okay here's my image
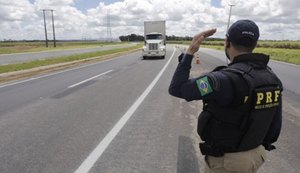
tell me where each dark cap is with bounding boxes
[226,20,260,47]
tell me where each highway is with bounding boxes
[0,46,299,173]
[0,43,135,65]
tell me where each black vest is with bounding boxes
[198,53,283,156]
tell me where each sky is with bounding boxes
[0,0,299,41]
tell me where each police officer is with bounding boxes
[169,20,283,173]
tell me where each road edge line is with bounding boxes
[74,47,177,173]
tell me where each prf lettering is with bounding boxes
[256,90,281,105]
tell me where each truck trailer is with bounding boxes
[142,20,166,59]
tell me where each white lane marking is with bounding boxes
[74,48,177,173]
[68,70,113,88]
[0,78,36,89]
[0,51,140,89]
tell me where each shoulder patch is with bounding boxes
[196,76,213,96]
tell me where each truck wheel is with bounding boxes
[143,56,146,60]
[161,56,165,59]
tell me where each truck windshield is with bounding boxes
[146,34,162,40]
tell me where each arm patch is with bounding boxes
[196,76,213,96]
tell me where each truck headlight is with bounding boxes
[143,46,146,51]
[160,46,166,51]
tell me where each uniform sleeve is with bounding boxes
[168,53,234,106]
[263,98,282,150]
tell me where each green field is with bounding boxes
[254,47,300,64]
[0,41,128,54]
[168,40,300,65]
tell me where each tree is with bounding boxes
[119,34,144,42]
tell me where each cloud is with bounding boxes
[0,0,39,39]
[0,0,299,40]
[0,0,37,22]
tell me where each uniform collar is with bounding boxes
[230,53,270,66]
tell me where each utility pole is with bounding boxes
[226,4,235,32]
[226,0,240,31]
[106,10,112,42]
[225,4,234,65]
[225,0,239,65]
[42,9,48,47]
[42,9,56,47]
[51,10,56,47]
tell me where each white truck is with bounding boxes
[142,20,166,59]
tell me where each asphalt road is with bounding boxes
[0,43,135,65]
[0,46,299,173]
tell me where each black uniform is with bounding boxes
[169,53,283,156]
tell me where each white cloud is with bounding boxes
[0,0,299,40]
[0,0,37,22]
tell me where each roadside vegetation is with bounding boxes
[0,41,127,54]
[1,39,299,76]
[0,44,142,74]
[168,40,300,65]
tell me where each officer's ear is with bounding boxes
[225,39,230,48]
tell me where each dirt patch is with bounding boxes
[0,49,140,84]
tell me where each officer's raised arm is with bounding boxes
[186,29,217,55]
[168,29,221,101]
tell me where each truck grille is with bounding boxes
[149,43,158,50]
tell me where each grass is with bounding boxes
[254,48,300,65]
[168,40,300,65]
[0,41,129,54]
[257,41,300,49]
[200,45,300,65]
[0,44,142,74]
[168,40,300,49]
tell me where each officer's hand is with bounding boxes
[186,29,217,55]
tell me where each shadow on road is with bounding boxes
[141,56,165,60]
[177,136,200,173]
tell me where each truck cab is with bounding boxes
[142,21,166,59]
[143,32,166,59]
